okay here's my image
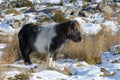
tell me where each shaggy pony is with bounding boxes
[18,20,82,68]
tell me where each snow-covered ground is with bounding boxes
[1,49,120,80]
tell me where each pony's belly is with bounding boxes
[35,41,49,54]
[34,35,49,54]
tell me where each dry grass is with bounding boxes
[6,9,21,15]
[0,66,6,80]
[103,12,112,20]
[0,34,13,43]
[111,31,120,45]
[60,28,120,64]
[61,34,104,64]
[8,73,30,80]
[0,33,20,64]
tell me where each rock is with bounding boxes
[99,0,113,11]
[64,7,73,15]
[91,0,102,3]
[82,3,101,14]
[111,58,120,63]
[10,0,34,8]
[102,6,113,14]
[98,1,105,11]
[100,68,116,77]
[36,15,52,26]
[25,7,37,13]
[12,20,21,29]
[113,45,120,55]
[64,66,72,75]
[100,68,111,76]
[102,5,114,20]
[21,17,29,25]
[116,12,120,24]
[74,6,82,17]
[78,11,88,17]
[40,8,58,14]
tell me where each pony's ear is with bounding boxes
[72,20,81,31]
[66,21,73,36]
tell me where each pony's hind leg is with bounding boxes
[20,46,32,65]
[20,46,38,68]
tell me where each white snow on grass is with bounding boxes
[1,46,120,80]
[31,70,68,80]
[74,17,102,35]
[4,71,21,79]
[44,0,60,4]
[0,44,6,59]
[0,44,6,49]
[86,13,104,22]
[28,0,41,3]
[83,23,102,35]
[28,54,120,80]
[103,21,120,35]
[4,14,25,24]
[0,21,15,34]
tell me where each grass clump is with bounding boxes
[1,33,20,64]
[60,28,117,64]
[21,0,34,7]
[0,16,4,18]
[8,73,30,80]
[84,0,91,2]
[14,0,34,8]
[53,10,69,23]
[69,0,77,3]
[6,9,21,15]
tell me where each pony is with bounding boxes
[18,20,82,68]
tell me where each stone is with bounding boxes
[102,6,113,14]
[113,45,120,55]
[116,12,120,24]
[24,7,37,13]
[74,6,82,17]
[64,7,73,15]
[12,20,21,29]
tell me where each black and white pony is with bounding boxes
[18,20,82,68]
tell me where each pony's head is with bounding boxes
[67,20,82,42]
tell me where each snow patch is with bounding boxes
[31,70,68,80]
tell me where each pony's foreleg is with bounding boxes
[47,53,57,68]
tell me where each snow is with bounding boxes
[31,70,68,80]
[0,22,15,34]
[93,0,102,3]
[83,23,102,35]
[29,0,41,3]
[103,21,120,35]
[86,13,104,22]
[4,71,21,79]
[1,50,120,80]
[74,17,102,35]
[0,0,4,4]
[4,14,25,21]
[28,51,120,80]
[44,0,61,4]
